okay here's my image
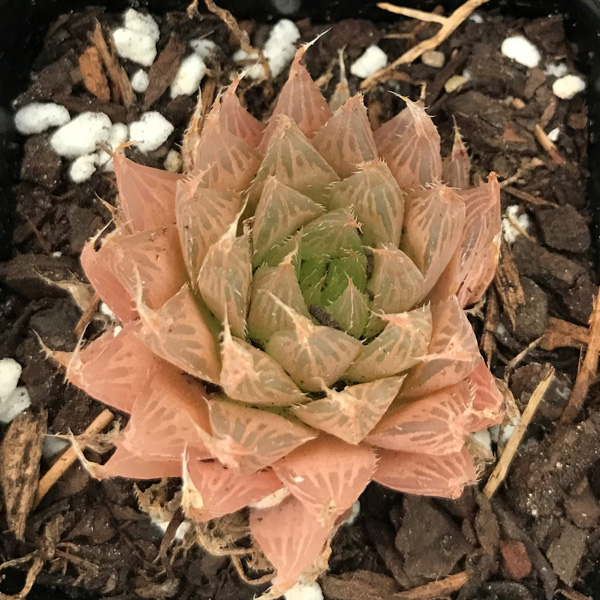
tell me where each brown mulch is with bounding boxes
[0,4,599,600]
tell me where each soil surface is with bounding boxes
[1,5,599,600]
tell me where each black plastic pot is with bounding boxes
[0,1,600,598]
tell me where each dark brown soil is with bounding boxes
[1,5,599,600]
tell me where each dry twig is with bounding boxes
[393,571,471,600]
[377,3,448,24]
[561,289,600,423]
[483,365,555,498]
[362,0,490,90]
[34,409,115,508]
[499,157,544,188]
[535,124,566,166]
[541,316,589,351]
[75,292,100,337]
[493,238,525,329]
[503,336,544,379]
[503,185,558,208]
[481,288,499,365]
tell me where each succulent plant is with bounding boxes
[59,46,503,595]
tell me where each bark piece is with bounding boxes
[0,410,47,539]
[79,46,110,101]
[144,35,186,108]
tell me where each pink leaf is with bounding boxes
[63,321,160,414]
[176,177,242,281]
[80,234,137,323]
[114,149,183,233]
[120,362,212,462]
[403,296,480,398]
[95,444,182,479]
[206,398,316,474]
[273,436,377,523]
[184,451,282,521]
[367,380,474,455]
[373,446,477,499]
[312,95,378,178]
[259,47,333,152]
[463,359,504,431]
[400,183,465,297]
[374,98,442,191]
[220,78,265,148]
[442,126,471,189]
[293,376,405,444]
[250,496,331,594]
[135,284,222,384]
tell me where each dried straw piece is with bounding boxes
[483,365,554,498]
[561,289,600,423]
[34,408,114,508]
[377,3,448,24]
[534,124,566,166]
[493,238,525,329]
[362,0,490,90]
[503,185,558,208]
[393,571,471,600]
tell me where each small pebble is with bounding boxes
[284,582,324,600]
[131,69,150,93]
[469,12,484,23]
[113,27,157,67]
[501,35,541,69]
[547,127,560,142]
[170,54,207,98]
[164,149,183,173]
[552,74,586,100]
[422,50,445,68]
[50,111,112,158]
[70,154,99,183]
[129,111,174,153]
[14,102,70,135]
[190,38,218,59]
[123,8,160,43]
[350,45,388,79]
[444,75,468,94]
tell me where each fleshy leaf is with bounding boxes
[369,246,425,316]
[300,208,362,261]
[458,244,499,308]
[430,175,501,306]
[206,398,316,474]
[262,230,302,271]
[220,324,306,405]
[220,78,265,148]
[373,446,477,499]
[248,116,339,213]
[260,47,333,151]
[374,98,442,191]
[114,149,183,233]
[442,125,470,189]
[120,362,212,462]
[176,176,242,281]
[293,376,405,444]
[247,258,311,345]
[197,227,252,339]
[62,321,159,414]
[253,177,323,266]
[326,279,370,338]
[346,306,432,383]
[329,161,404,246]
[403,296,480,398]
[250,496,331,595]
[191,103,261,191]
[273,437,377,523]
[81,234,138,322]
[94,444,182,480]
[312,95,377,178]
[184,451,282,522]
[464,359,504,431]
[400,183,465,297]
[321,252,367,306]
[367,380,474,455]
[266,308,363,391]
[136,284,221,384]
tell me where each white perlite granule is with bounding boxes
[0,359,31,424]
[50,112,112,158]
[284,582,324,600]
[552,74,586,100]
[123,8,160,43]
[14,102,70,135]
[70,154,100,183]
[190,38,218,60]
[501,35,541,69]
[350,45,388,79]
[170,54,207,98]
[131,69,150,93]
[129,111,174,153]
[113,27,157,67]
